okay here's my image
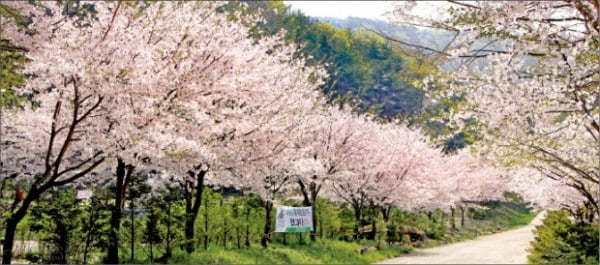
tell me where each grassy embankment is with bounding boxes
[114,239,411,264]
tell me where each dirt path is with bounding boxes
[378,212,545,264]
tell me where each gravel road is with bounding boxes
[377,212,545,264]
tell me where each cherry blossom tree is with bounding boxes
[221,79,326,247]
[387,1,599,221]
[291,107,368,241]
[322,116,440,238]
[0,76,107,264]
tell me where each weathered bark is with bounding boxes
[106,158,134,264]
[261,200,273,247]
[184,167,207,253]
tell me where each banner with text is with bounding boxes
[275,206,313,233]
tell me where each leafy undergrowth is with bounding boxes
[166,239,411,264]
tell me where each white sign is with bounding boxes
[275,206,313,233]
[76,190,92,200]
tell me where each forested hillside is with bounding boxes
[219,1,479,152]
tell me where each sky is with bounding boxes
[284,1,392,20]
[284,1,448,21]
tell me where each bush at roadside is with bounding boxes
[528,210,598,264]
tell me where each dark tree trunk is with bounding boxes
[2,190,35,264]
[261,200,272,247]
[184,167,207,254]
[450,207,456,230]
[297,180,321,242]
[53,217,70,264]
[381,206,391,223]
[164,200,173,260]
[352,204,362,240]
[319,215,324,239]
[222,221,228,248]
[2,218,18,264]
[107,158,134,265]
[83,203,96,265]
[371,216,377,240]
[236,227,241,249]
[460,206,465,227]
[149,235,153,263]
[203,194,209,250]
[245,208,251,247]
[130,199,135,263]
[309,184,319,242]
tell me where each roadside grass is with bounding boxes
[166,239,412,264]
[94,237,411,264]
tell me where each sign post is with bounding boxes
[275,206,313,233]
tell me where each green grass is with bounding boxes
[165,239,411,264]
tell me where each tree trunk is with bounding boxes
[107,159,134,265]
[245,208,251,247]
[165,200,172,260]
[298,180,321,242]
[184,167,206,254]
[460,206,465,227]
[352,204,362,239]
[130,199,135,263]
[309,183,318,242]
[261,200,272,248]
[236,227,241,249]
[107,199,122,264]
[83,204,96,265]
[149,236,153,263]
[2,218,18,264]
[203,194,209,250]
[450,207,456,230]
[319,215,324,239]
[371,215,377,240]
[56,219,69,264]
[381,206,391,223]
[2,185,43,263]
[222,223,228,248]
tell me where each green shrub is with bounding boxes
[528,210,599,264]
[23,252,42,263]
[425,222,445,240]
